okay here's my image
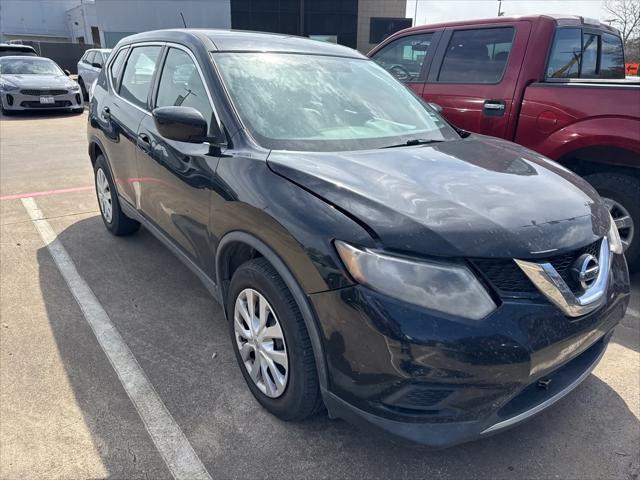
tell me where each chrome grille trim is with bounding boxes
[514,237,610,317]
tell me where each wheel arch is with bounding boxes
[558,144,640,178]
[216,231,329,391]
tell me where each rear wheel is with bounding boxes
[586,172,640,272]
[94,154,140,236]
[227,258,323,420]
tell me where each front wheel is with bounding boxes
[227,258,323,421]
[586,173,640,272]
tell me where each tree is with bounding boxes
[604,0,640,43]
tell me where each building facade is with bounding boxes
[1,0,408,53]
[0,0,83,43]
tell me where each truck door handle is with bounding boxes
[483,100,506,117]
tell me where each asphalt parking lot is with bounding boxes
[1,110,639,480]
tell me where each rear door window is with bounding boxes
[119,46,161,109]
[438,27,514,83]
[371,33,434,82]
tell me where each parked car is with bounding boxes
[0,43,37,57]
[88,30,630,447]
[369,15,640,271]
[77,48,110,100]
[0,56,83,114]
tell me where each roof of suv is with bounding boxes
[116,29,365,58]
[388,14,620,37]
[0,43,37,53]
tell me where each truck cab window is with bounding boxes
[547,28,625,79]
[600,33,625,78]
[438,27,514,83]
[371,33,433,82]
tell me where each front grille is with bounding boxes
[471,239,602,298]
[20,100,71,108]
[382,386,453,412]
[20,89,68,96]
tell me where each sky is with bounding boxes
[405,0,610,26]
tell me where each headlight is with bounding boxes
[607,213,624,254]
[0,81,18,92]
[68,83,80,91]
[335,241,497,320]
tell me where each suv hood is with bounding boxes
[267,136,609,258]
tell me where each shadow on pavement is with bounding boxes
[38,215,640,479]
[0,108,86,121]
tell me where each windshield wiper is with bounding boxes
[380,139,444,149]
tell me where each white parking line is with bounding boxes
[21,197,212,480]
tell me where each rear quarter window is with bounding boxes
[547,28,625,80]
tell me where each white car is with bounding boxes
[77,48,110,100]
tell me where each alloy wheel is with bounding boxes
[233,288,289,398]
[96,168,113,223]
[603,197,634,251]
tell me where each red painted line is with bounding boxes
[0,185,94,201]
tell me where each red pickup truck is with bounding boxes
[369,15,640,271]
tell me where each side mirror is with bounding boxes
[64,69,71,76]
[153,106,224,144]
[91,62,102,69]
[428,102,443,113]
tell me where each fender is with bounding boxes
[530,117,640,168]
[216,231,329,391]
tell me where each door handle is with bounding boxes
[483,100,506,117]
[102,106,110,118]
[138,133,151,152]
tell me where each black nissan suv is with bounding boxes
[87,29,630,447]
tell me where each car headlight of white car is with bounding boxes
[68,82,81,91]
[0,80,19,92]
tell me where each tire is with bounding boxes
[227,258,323,421]
[94,154,140,236]
[78,77,88,101]
[586,172,640,272]
[0,104,14,116]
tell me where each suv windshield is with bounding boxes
[0,57,62,75]
[214,52,458,151]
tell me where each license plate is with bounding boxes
[39,96,55,104]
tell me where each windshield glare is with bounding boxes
[0,57,63,75]
[214,53,458,151]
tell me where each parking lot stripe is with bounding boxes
[21,197,213,480]
[0,186,94,201]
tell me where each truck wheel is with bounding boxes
[227,258,323,421]
[586,173,640,272]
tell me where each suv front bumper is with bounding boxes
[310,253,630,447]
